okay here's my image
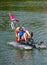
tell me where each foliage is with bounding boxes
[0,0,47,2]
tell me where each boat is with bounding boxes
[35,42,47,49]
[7,41,47,50]
[7,32,47,49]
[35,44,46,49]
[7,41,32,50]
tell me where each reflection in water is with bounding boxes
[16,50,32,60]
[15,50,24,61]
[23,51,32,60]
[15,49,47,65]
[15,50,33,65]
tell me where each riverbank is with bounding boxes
[0,0,47,2]
[0,1,47,12]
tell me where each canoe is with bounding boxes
[7,41,32,50]
[35,43,47,49]
[7,40,47,49]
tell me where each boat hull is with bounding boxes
[7,41,32,50]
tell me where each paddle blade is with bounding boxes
[9,13,19,22]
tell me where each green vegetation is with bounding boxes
[0,5,47,12]
[0,1,47,12]
[0,0,47,2]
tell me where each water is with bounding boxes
[0,1,47,64]
[0,11,47,65]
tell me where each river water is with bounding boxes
[0,10,47,65]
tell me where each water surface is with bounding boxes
[0,11,47,65]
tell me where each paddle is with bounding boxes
[9,12,19,30]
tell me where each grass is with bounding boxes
[0,0,47,2]
[0,5,47,12]
[0,1,47,12]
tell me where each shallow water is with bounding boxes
[0,11,47,65]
